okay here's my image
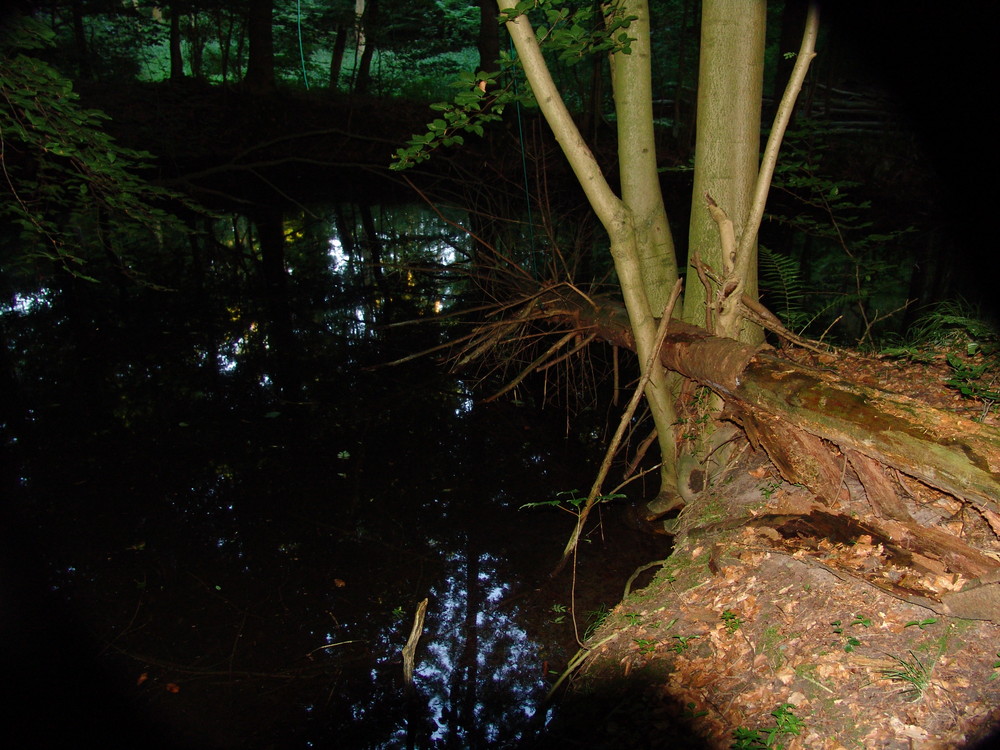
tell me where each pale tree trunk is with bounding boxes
[608,0,682,498]
[351,0,366,88]
[674,0,767,506]
[610,1,678,313]
[683,0,766,344]
[497,0,683,505]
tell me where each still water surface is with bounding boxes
[2,203,666,748]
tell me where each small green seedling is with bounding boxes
[904,617,937,630]
[989,652,1000,681]
[670,634,699,653]
[759,480,782,500]
[730,704,804,749]
[683,702,708,719]
[634,638,657,654]
[850,614,871,628]
[831,620,862,651]
[721,610,743,633]
[549,603,567,624]
[770,704,805,739]
[624,612,642,626]
[732,727,767,749]
[583,604,610,640]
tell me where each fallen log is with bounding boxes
[543,291,1000,517]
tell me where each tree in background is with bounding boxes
[243,0,275,92]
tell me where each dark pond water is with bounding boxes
[1,203,667,748]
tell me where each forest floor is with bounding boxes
[543,349,1000,749]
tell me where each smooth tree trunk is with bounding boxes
[683,0,766,344]
[497,0,683,503]
[610,0,678,314]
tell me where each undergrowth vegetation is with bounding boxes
[760,120,916,346]
[883,300,999,419]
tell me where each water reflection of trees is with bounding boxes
[3,201,576,749]
[357,542,548,749]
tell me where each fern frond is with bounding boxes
[759,245,808,332]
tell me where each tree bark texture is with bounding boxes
[684,0,766,342]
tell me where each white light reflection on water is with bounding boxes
[362,545,549,748]
[1,288,53,315]
[454,382,475,416]
[327,236,347,273]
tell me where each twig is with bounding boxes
[544,632,620,703]
[536,333,597,371]
[624,559,669,598]
[484,329,580,402]
[623,428,658,480]
[375,327,482,368]
[553,279,684,576]
[692,251,716,334]
[402,598,429,694]
[306,639,367,656]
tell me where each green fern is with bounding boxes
[759,245,808,333]
[906,299,998,349]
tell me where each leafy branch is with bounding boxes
[391,69,507,170]
[1,16,196,280]
[392,0,638,171]
[498,0,638,61]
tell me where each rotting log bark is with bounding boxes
[541,291,1000,516]
[735,352,1000,515]
[741,410,845,503]
[846,449,914,522]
